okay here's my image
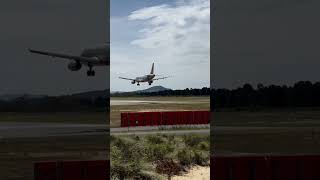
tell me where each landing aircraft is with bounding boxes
[28,44,109,76]
[119,63,170,86]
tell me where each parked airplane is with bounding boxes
[28,44,109,76]
[119,63,170,86]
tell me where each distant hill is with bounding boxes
[0,94,47,101]
[69,89,108,99]
[0,89,109,102]
[135,86,171,93]
[0,90,109,112]
[0,86,170,101]
[111,86,171,96]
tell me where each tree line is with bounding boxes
[112,87,211,97]
[3,80,320,112]
[212,81,320,109]
[0,96,109,112]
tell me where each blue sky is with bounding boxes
[110,0,210,91]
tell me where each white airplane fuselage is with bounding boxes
[119,63,169,86]
[79,45,109,66]
[134,74,156,83]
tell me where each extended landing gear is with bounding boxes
[87,70,95,76]
[137,83,140,86]
[87,66,95,76]
[148,82,152,85]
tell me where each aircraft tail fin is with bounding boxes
[150,62,154,74]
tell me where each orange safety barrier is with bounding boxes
[211,155,320,180]
[34,160,109,180]
[120,111,210,127]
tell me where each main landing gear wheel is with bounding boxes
[148,83,152,85]
[137,83,140,86]
[87,65,95,76]
[87,70,95,76]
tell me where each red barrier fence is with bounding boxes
[120,111,210,127]
[34,160,109,180]
[211,155,320,180]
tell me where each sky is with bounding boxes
[110,0,210,92]
[0,0,108,96]
[213,0,320,89]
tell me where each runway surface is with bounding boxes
[110,99,208,106]
[111,125,210,135]
[111,129,209,136]
[3,121,314,138]
[0,122,210,138]
[211,126,320,134]
[0,122,108,138]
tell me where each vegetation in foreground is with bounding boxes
[110,134,210,180]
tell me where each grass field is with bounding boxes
[0,112,108,124]
[111,96,210,127]
[212,110,320,127]
[211,109,320,155]
[0,135,108,180]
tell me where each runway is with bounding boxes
[111,124,210,135]
[0,122,108,138]
[0,122,209,138]
[110,99,209,106]
[111,129,209,136]
[211,126,320,134]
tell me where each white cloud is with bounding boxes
[111,0,210,91]
[129,0,209,51]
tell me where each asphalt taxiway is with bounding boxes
[0,122,108,138]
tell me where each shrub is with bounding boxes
[146,135,166,144]
[147,143,174,161]
[183,134,207,148]
[197,141,209,151]
[177,149,194,166]
[193,150,209,166]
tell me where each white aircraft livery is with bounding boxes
[28,44,109,76]
[119,63,170,86]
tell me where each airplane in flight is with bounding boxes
[119,63,170,86]
[28,44,109,76]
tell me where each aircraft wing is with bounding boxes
[153,76,171,81]
[119,77,135,81]
[28,49,97,64]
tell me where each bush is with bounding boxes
[197,141,209,151]
[133,170,163,180]
[177,149,194,166]
[111,160,142,180]
[183,134,207,148]
[193,150,209,166]
[147,143,174,161]
[146,135,166,144]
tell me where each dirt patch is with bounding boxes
[172,166,210,180]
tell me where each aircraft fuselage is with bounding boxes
[80,44,109,66]
[135,74,155,82]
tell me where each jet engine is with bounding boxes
[131,80,136,84]
[68,62,82,71]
